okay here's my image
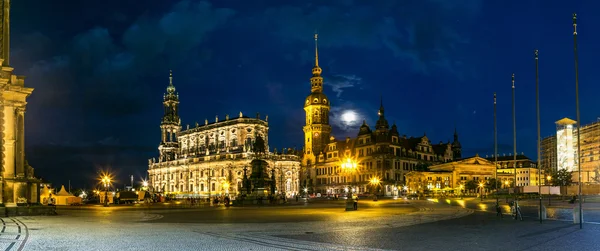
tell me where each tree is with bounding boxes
[465,180,478,192]
[551,169,573,186]
[485,178,501,191]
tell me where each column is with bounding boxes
[2,103,15,178]
[15,106,24,177]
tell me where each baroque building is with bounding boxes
[0,0,41,205]
[302,34,461,196]
[148,72,301,198]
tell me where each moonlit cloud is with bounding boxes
[327,74,362,98]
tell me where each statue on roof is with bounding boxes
[253,135,266,155]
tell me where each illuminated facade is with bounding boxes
[485,154,542,186]
[302,34,461,196]
[405,156,495,194]
[541,135,557,172]
[0,0,41,205]
[148,72,301,198]
[541,117,600,183]
[556,118,576,172]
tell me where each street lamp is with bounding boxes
[504,180,510,203]
[101,175,112,207]
[341,158,358,210]
[341,158,358,198]
[547,175,552,205]
[369,177,381,200]
[479,182,485,202]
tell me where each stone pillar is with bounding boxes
[2,103,14,178]
[15,107,24,177]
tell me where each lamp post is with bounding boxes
[547,175,552,206]
[369,177,380,201]
[101,175,111,207]
[479,182,484,202]
[341,158,358,210]
[504,180,509,203]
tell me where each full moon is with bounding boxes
[341,110,357,124]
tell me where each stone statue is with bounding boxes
[265,115,268,122]
[253,135,266,155]
[226,114,229,120]
[239,111,243,117]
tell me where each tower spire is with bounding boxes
[310,33,324,93]
[378,96,385,117]
[167,70,176,94]
[314,33,319,67]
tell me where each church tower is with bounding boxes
[452,128,462,160]
[303,34,331,166]
[0,0,40,205]
[159,70,181,161]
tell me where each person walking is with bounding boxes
[496,203,503,218]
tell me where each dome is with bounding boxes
[304,92,330,107]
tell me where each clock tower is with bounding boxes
[303,34,331,166]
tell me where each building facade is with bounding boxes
[405,156,495,194]
[302,34,461,196]
[540,117,600,183]
[148,72,301,198]
[485,154,541,187]
[0,0,41,205]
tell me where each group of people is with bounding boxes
[495,200,523,220]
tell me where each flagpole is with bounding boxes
[512,74,517,201]
[573,13,583,229]
[494,92,498,206]
[536,49,542,224]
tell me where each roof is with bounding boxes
[431,143,450,156]
[484,154,532,162]
[556,117,577,125]
[56,185,74,196]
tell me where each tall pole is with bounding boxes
[536,49,542,223]
[512,74,517,199]
[494,92,498,205]
[573,13,583,229]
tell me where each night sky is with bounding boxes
[10,0,596,189]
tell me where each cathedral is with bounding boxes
[148,72,301,198]
[302,34,462,196]
[0,0,41,205]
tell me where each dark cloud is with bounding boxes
[21,1,235,118]
[243,0,481,75]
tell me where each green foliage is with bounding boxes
[465,180,478,191]
[551,169,573,186]
[485,178,502,190]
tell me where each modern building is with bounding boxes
[302,34,461,196]
[148,72,301,198]
[484,154,542,187]
[0,1,42,205]
[540,117,600,183]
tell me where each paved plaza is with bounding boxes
[0,199,598,250]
